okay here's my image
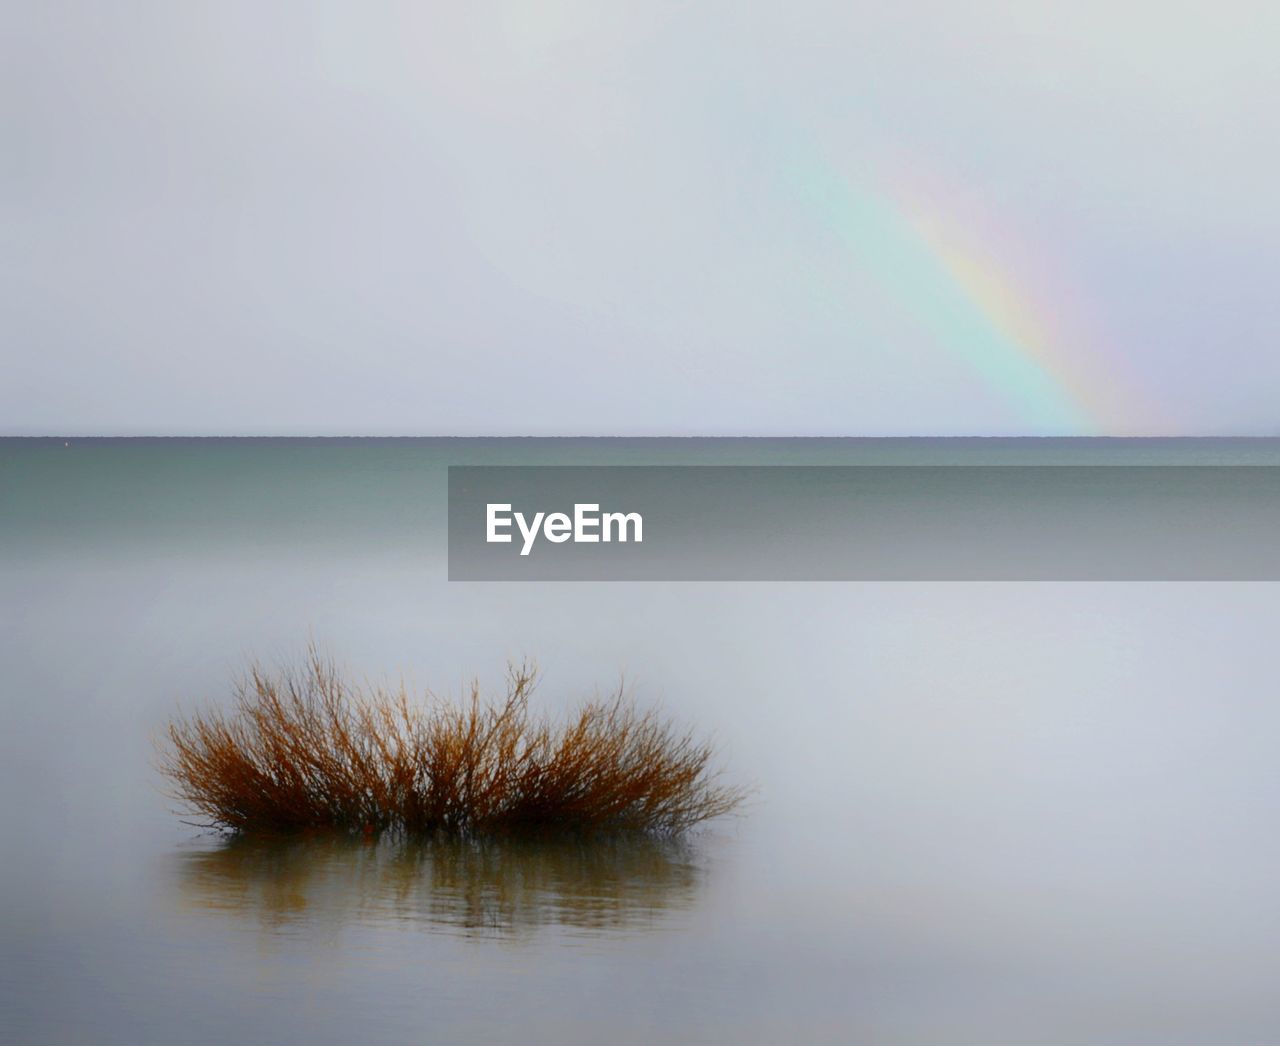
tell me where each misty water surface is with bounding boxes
[4,439,1280,1044]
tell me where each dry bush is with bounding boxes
[160,651,745,837]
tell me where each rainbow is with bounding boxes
[796,162,1149,434]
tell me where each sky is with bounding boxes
[5,2,1279,435]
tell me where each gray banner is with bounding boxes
[448,465,1280,580]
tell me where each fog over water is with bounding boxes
[4,439,1280,1043]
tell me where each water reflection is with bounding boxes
[172,833,707,939]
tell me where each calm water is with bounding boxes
[4,439,1280,1043]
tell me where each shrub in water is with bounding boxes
[160,652,744,837]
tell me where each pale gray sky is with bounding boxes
[5,2,1279,434]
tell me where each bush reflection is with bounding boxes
[174,833,707,938]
